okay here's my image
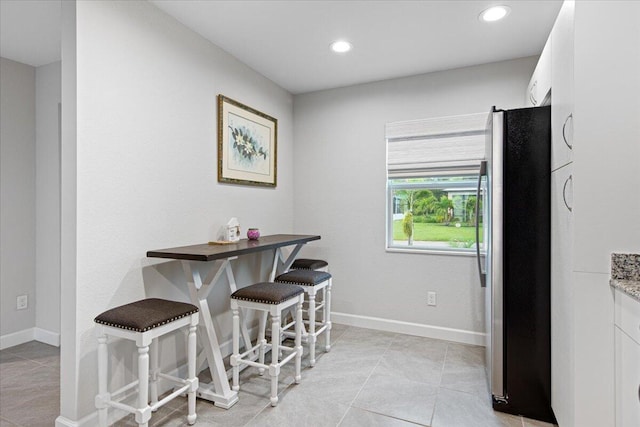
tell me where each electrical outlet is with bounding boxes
[17,295,28,310]
[427,291,437,306]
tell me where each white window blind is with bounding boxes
[386,112,488,177]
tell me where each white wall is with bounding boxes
[293,57,536,340]
[58,0,294,423]
[36,61,62,341]
[1,58,61,350]
[59,0,78,421]
[0,57,36,343]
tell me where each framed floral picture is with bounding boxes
[218,95,277,187]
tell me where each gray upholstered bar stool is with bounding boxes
[230,282,304,407]
[290,258,329,272]
[274,270,332,367]
[290,258,329,331]
[94,299,199,427]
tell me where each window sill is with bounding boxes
[386,247,478,257]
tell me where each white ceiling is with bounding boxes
[0,0,61,67]
[0,0,562,94]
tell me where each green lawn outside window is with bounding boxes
[392,220,483,248]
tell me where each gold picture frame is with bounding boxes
[217,95,277,187]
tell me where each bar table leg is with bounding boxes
[182,260,238,409]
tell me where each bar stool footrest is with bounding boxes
[151,383,191,412]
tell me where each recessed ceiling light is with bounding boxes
[330,40,352,54]
[479,5,511,22]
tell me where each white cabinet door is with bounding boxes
[615,289,640,427]
[527,37,552,107]
[550,164,574,427]
[615,326,640,427]
[551,0,574,171]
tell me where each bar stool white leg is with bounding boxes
[231,305,240,392]
[258,312,267,375]
[308,288,317,367]
[149,338,159,410]
[269,309,280,407]
[295,295,303,384]
[97,333,108,427]
[136,345,151,427]
[325,278,332,352]
[187,325,197,425]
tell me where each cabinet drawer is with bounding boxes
[615,289,640,345]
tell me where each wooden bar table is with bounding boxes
[147,234,320,408]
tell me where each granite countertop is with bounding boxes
[610,253,640,302]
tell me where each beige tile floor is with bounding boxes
[0,325,557,427]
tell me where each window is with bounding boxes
[386,112,487,254]
[387,175,483,252]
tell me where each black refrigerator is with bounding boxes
[476,106,556,423]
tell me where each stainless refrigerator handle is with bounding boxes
[476,161,487,288]
[562,113,573,149]
[563,174,573,212]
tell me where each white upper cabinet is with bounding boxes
[527,0,575,171]
[526,37,552,107]
[551,0,575,171]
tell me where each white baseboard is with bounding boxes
[0,328,36,350]
[55,415,78,427]
[332,312,486,346]
[0,327,60,350]
[55,411,96,427]
[34,327,61,346]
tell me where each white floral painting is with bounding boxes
[218,95,277,186]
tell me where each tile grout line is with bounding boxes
[147,408,182,424]
[428,342,450,427]
[0,413,27,427]
[438,384,491,397]
[438,342,449,389]
[1,345,60,369]
[336,331,398,426]
[430,389,442,427]
[351,407,431,427]
[357,407,432,427]
[242,399,270,427]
